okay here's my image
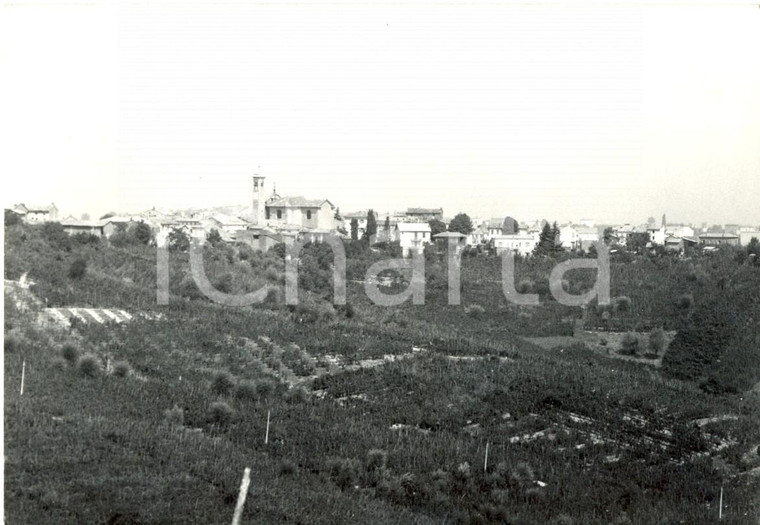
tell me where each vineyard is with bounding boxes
[4,221,760,524]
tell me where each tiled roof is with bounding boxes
[700,233,739,239]
[209,214,248,226]
[267,196,332,208]
[406,207,442,215]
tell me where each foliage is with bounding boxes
[40,222,71,251]
[72,232,100,245]
[210,370,236,396]
[649,328,666,355]
[134,222,153,245]
[447,213,474,235]
[113,361,132,378]
[603,227,615,244]
[613,295,631,313]
[61,344,79,364]
[68,258,87,280]
[206,228,222,245]
[533,221,562,256]
[5,219,760,524]
[5,209,22,226]
[364,209,378,242]
[428,219,447,237]
[207,401,234,427]
[163,404,185,427]
[366,449,388,471]
[619,333,640,356]
[626,232,650,254]
[168,227,190,252]
[502,216,519,235]
[350,218,358,241]
[77,353,102,377]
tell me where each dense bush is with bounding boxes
[613,296,632,313]
[619,333,640,356]
[234,380,259,402]
[366,449,388,471]
[5,336,19,353]
[77,354,102,377]
[328,457,361,490]
[68,258,87,280]
[648,328,666,355]
[39,222,71,251]
[61,344,79,364]
[207,401,234,427]
[210,370,235,396]
[284,386,309,404]
[112,361,132,378]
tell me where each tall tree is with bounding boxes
[350,218,359,241]
[551,221,562,252]
[168,228,190,252]
[429,218,447,237]
[134,222,153,245]
[627,232,650,254]
[534,222,555,256]
[206,228,222,245]
[448,213,474,235]
[384,216,390,233]
[603,227,615,245]
[502,216,519,235]
[364,210,378,242]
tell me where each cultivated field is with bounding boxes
[4,222,760,524]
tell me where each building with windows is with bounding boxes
[12,203,58,223]
[492,233,539,256]
[395,222,431,257]
[404,207,443,222]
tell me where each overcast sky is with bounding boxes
[1,1,758,226]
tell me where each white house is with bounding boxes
[559,225,579,250]
[667,225,695,239]
[206,214,249,236]
[12,203,59,223]
[342,210,379,239]
[576,227,600,251]
[265,196,338,231]
[395,222,431,257]
[493,233,538,256]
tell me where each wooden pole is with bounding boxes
[264,410,271,445]
[719,485,723,521]
[484,441,489,473]
[20,360,25,396]
[231,467,251,525]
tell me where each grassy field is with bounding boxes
[4,222,760,523]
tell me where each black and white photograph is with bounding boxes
[2,0,759,523]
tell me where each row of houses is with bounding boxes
[611,215,759,252]
[10,187,760,258]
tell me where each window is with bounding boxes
[306,210,312,220]
[266,209,270,220]
[277,210,282,219]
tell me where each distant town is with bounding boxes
[7,175,760,258]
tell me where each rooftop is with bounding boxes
[397,222,432,232]
[267,196,333,208]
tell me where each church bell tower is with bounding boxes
[252,175,266,225]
